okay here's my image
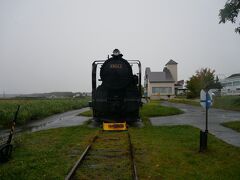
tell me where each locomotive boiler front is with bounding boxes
[100,54,133,89]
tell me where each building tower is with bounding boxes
[165,59,178,82]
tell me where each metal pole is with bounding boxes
[206,108,208,132]
[205,91,208,133]
[205,91,208,150]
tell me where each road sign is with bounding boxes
[199,89,213,152]
[200,90,212,109]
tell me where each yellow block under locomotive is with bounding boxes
[103,122,128,131]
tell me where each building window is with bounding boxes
[233,81,240,86]
[221,82,233,87]
[152,87,172,94]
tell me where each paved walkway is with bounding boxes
[28,107,91,132]
[150,102,240,147]
[0,107,90,137]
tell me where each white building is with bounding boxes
[144,60,183,99]
[220,73,240,96]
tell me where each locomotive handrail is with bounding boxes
[92,61,105,92]
[92,61,105,117]
[128,60,142,97]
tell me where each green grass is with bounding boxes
[0,98,89,127]
[140,101,183,117]
[79,101,183,124]
[0,125,97,179]
[75,131,132,179]
[1,125,240,179]
[222,121,240,132]
[170,96,240,111]
[130,125,240,179]
[169,98,200,106]
[78,100,184,126]
[140,101,183,126]
[79,110,93,117]
[213,96,240,111]
[1,100,240,179]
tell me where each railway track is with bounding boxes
[65,130,138,180]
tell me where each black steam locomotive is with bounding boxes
[90,49,142,122]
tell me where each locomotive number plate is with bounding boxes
[110,64,122,69]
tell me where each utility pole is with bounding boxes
[3,90,6,98]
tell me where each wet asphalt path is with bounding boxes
[150,102,240,147]
[0,107,90,137]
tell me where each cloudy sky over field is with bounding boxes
[1,0,239,94]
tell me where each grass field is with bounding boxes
[222,121,240,132]
[75,131,132,179]
[140,101,183,126]
[140,101,183,117]
[130,126,240,179]
[79,109,93,117]
[169,98,200,106]
[0,126,97,179]
[213,96,240,111]
[170,96,240,111]
[1,101,240,179]
[0,98,89,128]
[1,126,239,179]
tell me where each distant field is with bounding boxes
[170,96,240,111]
[0,98,89,128]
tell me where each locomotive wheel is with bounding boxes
[0,144,13,162]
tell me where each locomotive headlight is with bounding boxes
[113,49,120,56]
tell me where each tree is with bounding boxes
[214,76,223,90]
[186,68,222,99]
[219,0,240,34]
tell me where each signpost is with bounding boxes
[199,89,213,152]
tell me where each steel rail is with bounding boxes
[127,131,138,180]
[65,135,98,180]
[65,130,138,180]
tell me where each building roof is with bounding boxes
[166,59,178,65]
[227,73,240,79]
[175,80,184,86]
[148,68,174,83]
[145,59,178,83]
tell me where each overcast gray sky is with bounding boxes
[1,0,239,94]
